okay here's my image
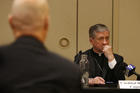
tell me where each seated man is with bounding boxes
[74,24,126,85]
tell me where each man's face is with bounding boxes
[90,31,110,53]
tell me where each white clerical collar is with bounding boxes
[98,53,103,56]
[92,48,103,56]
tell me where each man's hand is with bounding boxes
[88,76,105,85]
[103,45,114,62]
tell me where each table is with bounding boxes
[82,87,140,93]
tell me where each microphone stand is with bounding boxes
[133,71,140,80]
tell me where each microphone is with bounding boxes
[126,64,136,77]
[126,64,140,80]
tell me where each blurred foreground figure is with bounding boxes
[0,0,81,93]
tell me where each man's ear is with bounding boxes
[8,15,18,38]
[89,37,94,43]
[44,16,49,31]
[8,15,15,30]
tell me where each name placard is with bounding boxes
[119,80,140,89]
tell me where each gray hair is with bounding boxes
[89,24,109,38]
[9,0,49,31]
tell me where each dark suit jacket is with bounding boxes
[74,48,127,84]
[0,36,81,93]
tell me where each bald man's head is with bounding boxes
[9,0,49,31]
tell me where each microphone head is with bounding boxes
[126,64,136,77]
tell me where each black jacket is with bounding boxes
[0,36,81,93]
[74,48,126,84]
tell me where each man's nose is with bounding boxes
[103,39,108,45]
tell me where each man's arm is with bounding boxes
[103,45,126,81]
[111,55,126,80]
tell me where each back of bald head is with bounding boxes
[9,0,49,31]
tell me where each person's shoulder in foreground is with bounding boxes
[0,42,82,93]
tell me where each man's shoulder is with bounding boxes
[82,48,92,54]
[75,48,92,56]
[0,45,11,63]
[114,53,123,58]
[47,51,79,69]
[47,51,81,82]
[0,45,11,53]
[46,51,70,62]
[74,48,92,64]
[0,45,9,49]
[113,53,124,63]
